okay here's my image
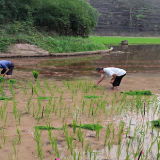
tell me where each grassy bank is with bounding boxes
[89,36,160,45]
[0,33,108,53]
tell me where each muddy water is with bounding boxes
[4,44,160,81]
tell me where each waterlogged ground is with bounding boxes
[0,44,160,160]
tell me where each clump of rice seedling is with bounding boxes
[68,123,103,131]
[32,70,39,81]
[123,90,152,96]
[84,95,101,99]
[151,119,160,128]
[7,79,17,85]
[37,97,52,101]
[35,126,61,130]
[0,97,10,100]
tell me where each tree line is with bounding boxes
[0,0,98,37]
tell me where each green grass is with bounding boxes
[123,90,152,96]
[89,36,160,45]
[0,32,108,53]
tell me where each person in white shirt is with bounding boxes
[96,67,126,90]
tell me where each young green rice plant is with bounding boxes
[12,138,17,158]
[77,123,84,147]
[95,121,101,140]
[34,128,43,159]
[53,137,60,158]
[32,102,37,117]
[33,86,39,97]
[19,81,27,95]
[32,70,39,81]
[104,124,111,146]
[0,84,4,97]
[107,139,113,156]
[13,99,18,119]
[85,142,90,155]
[63,123,67,134]
[117,144,123,160]
[1,128,8,144]
[26,95,32,114]
[72,119,77,133]
[59,91,63,104]
[81,100,85,113]
[126,119,132,137]
[17,110,22,125]
[16,127,21,144]
[89,147,93,160]
[3,111,8,127]
[65,130,74,154]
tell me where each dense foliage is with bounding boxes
[0,0,98,37]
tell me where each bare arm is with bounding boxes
[2,68,9,77]
[96,76,104,86]
[110,73,117,84]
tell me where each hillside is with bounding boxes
[87,0,160,36]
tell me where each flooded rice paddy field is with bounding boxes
[0,45,160,160]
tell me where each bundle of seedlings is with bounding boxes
[32,70,39,81]
[68,123,103,131]
[151,119,160,128]
[7,79,17,85]
[84,95,101,99]
[123,90,152,96]
[0,97,10,100]
[35,126,62,130]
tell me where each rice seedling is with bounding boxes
[32,70,39,81]
[65,130,74,154]
[95,121,101,140]
[34,128,43,160]
[81,100,85,113]
[1,128,8,144]
[124,90,152,96]
[53,137,60,158]
[16,127,21,144]
[104,124,111,146]
[26,95,32,114]
[77,123,84,147]
[7,79,17,85]
[19,81,27,95]
[17,110,22,125]
[72,119,77,133]
[89,147,93,160]
[12,138,17,158]
[85,142,90,155]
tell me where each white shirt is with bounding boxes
[101,67,126,78]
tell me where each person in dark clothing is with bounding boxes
[0,60,14,78]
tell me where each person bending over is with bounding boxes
[96,67,126,90]
[0,60,14,79]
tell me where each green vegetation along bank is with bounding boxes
[89,36,160,45]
